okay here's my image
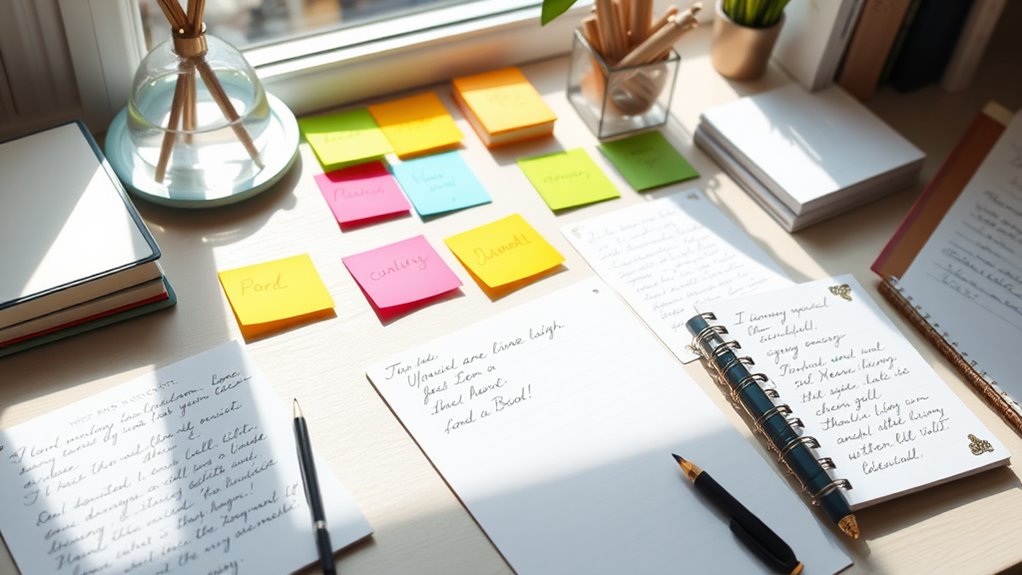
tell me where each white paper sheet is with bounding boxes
[366,278,849,574]
[700,275,1010,509]
[563,191,792,362]
[900,112,1022,411]
[0,341,371,575]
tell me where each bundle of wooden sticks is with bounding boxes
[581,1,702,67]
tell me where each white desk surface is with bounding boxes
[3,15,1022,575]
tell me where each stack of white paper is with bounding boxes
[695,84,925,231]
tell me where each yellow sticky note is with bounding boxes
[218,254,334,339]
[445,214,564,289]
[368,92,464,159]
[452,67,556,147]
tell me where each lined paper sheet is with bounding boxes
[0,341,371,575]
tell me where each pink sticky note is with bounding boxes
[315,161,410,225]
[342,235,462,309]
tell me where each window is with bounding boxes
[2,0,587,140]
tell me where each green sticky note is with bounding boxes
[299,109,393,171]
[598,131,699,191]
[518,148,620,211]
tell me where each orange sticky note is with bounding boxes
[368,92,464,159]
[452,67,556,148]
[217,254,334,339]
[444,214,564,290]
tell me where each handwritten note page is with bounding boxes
[702,275,1009,509]
[298,109,392,171]
[314,161,411,225]
[444,214,564,290]
[563,191,792,362]
[391,151,491,216]
[365,278,849,574]
[900,112,1022,406]
[517,148,620,211]
[342,235,462,310]
[598,131,699,191]
[0,341,372,575]
[218,254,335,339]
[367,92,463,159]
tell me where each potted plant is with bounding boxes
[711,0,791,80]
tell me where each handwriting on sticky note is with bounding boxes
[343,235,461,309]
[518,149,619,211]
[315,161,410,225]
[391,152,490,216]
[218,254,333,330]
[444,214,563,289]
[298,108,392,169]
[598,131,698,191]
[368,92,463,158]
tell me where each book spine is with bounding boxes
[684,313,854,517]
[941,0,1007,92]
[888,0,975,92]
[837,0,913,100]
[878,279,1022,434]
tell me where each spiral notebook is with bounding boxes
[688,275,1009,510]
[873,102,1022,435]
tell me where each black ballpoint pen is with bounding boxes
[294,399,337,575]
[673,454,804,575]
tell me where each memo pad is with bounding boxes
[343,235,462,311]
[598,131,700,191]
[218,254,334,338]
[315,161,411,225]
[517,148,620,211]
[391,151,491,216]
[368,92,464,158]
[299,108,393,171]
[444,214,563,290]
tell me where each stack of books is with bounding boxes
[694,84,925,231]
[0,122,175,357]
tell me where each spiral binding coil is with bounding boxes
[689,312,853,506]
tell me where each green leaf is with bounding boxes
[541,0,578,26]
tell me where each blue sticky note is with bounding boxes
[391,151,491,216]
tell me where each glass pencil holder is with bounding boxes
[567,28,680,140]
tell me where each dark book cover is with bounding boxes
[888,0,974,91]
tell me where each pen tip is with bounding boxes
[790,562,805,575]
[839,515,860,540]
[671,453,684,464]
[293,398,302,418]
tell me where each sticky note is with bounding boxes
[451,67,556,147]
[598,131,699,190]
[517,148,620,211]
[343,235,462,311]
[299,108,393,171]
[315,161,410,225]
[444,214,564,289]
[391,151,491,216]
[368,92,464,159]
[218,254,334,339]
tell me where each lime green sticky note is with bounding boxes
[517,148,620,211]
[299,109,393,171]
[598,131,699,191]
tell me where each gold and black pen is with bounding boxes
[673,454,803,575]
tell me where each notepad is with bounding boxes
[368,92,464,158]
[517,148,620,211]
[218,253,335,338]
[365,278,850,573]
[690,275,1010,510]
[299,108,393,171]
[452,67,557,148]
[0,341,372,575]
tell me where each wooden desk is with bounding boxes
[2,14,1022,575]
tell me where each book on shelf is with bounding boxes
[941,0,1007,92]
[451,67,556,148]
[836,0,914,100]
[887,0,974,92]
[0,121,174,356]
[686,275,1010,511]
[772,0,864,92]
[873,102,1022,434]
[694,83,925,232]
